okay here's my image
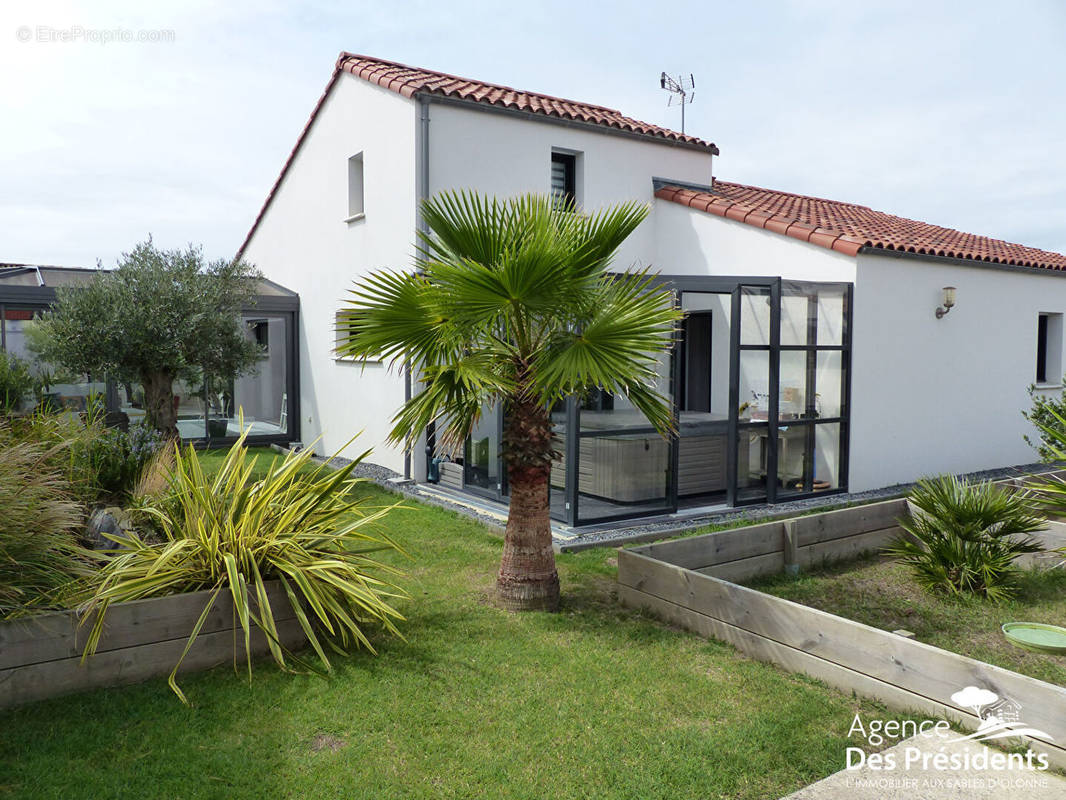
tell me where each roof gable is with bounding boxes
[237,52,718,259]
[656,182,1066,271]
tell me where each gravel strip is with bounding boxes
[290,445,1061,551]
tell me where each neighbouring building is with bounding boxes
[0,265,299,446]
[237,52,1066,525]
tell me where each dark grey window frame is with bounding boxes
[435,274,853,527]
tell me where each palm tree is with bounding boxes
[338,192,679,611]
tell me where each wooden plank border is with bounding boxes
[618,548,1066,770]
[0,581,306,709]
[627,498,909,582]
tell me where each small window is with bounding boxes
[335,310,355,357]
[1037,313,1063,384]
[347,153,364,219]
[247,319,269,353]
[551,151,576,209]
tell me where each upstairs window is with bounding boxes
[551,151,576,209]
[347,153,364,220]
[1037,312,1063,384]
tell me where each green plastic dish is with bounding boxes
[1002,622,1066,654]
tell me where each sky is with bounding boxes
[1,0,1065,268]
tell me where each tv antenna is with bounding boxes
[660,72,695,133]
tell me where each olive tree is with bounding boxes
[35,239,263,436]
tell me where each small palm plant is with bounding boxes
[338,191,679,611]
[885,475,1045,600]
[81,429,408,702]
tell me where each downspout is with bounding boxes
[406,95,432,480]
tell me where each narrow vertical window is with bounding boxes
[347,153,364,219]
[1037,312,1062,384]
[551,152,576,209]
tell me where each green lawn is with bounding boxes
[751,554,1066,686]
[1,448,892,799]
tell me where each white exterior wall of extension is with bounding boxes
[423,102,715,272]
[239,74,418,472]
[652,200,857,281]
[848,251,1066,492]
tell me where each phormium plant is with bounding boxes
[80,428,408,702]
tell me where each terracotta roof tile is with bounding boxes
[336,53,717,152]
[655,182,1066,272]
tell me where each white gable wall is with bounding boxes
[425,102,714,270]
[849,251,1066,491]
[240,74,417,470]
[653,201,857,281]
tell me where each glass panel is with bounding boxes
[738,349,770,422]
[817,286,847,346]
[736,424,770,502]
[782,283,847,346]
[549,399,568,521]
[680,291,731,417]
[814,422,843,491]
[465,405,500,492]
[739,286,771,346]
[576,430,670,522]
[780,291,812,347]
[4,308,107,413]
[815,350,844,418]
[232,314,289,436]
[776,422,843,498]
[4,307,37,357]
[579,347,672,432]
[776,424,812,497]
[778,350,809,422]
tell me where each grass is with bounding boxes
[751,554,1066,686]
[1,448,896,800]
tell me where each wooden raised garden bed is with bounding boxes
[618,498,1066,770]
[0,581,306,709]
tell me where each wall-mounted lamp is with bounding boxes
[935,286,957,319]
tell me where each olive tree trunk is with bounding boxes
[141,370,179,438]
[496,394,560,612]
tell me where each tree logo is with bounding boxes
[948,686,1052,744]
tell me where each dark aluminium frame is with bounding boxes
[437,274,853,527]
[0,284,301,449]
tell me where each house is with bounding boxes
[238,52,1066,526]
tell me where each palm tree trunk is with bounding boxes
[496,398,560,612]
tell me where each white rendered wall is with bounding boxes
[240,74,416,471]
[849,252,1066,492]
[653,201,857,281]
[425,103,715,272]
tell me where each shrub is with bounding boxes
[0,351,35,412]
[885,475,1045,600]
[76,422,164,504]
[1020,402,1066,565]
[1022,384,1066,461]
[81,430,408,702]
[0,441,90,618]
[0,409,162,505]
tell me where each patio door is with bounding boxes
[727,279,851,505]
